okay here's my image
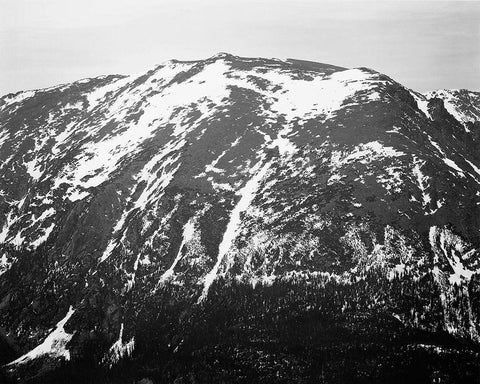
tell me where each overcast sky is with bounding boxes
[0,0,479,95]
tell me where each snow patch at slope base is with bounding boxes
[101,323,135,369]
[7,306,75,366]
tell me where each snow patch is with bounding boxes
[330,141,405,173]
[464,158,480,181]
[0,254,12,276]
[24,158,43,181]
[442,158,465,177]
[30,223,55,249]
[2,91,36,107]
[411,92,431,119]
[268,123,298,156]
[101,323,135,368]
[7,306,75,366]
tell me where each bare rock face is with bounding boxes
[0,54,480,383]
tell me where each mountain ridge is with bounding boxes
[3,53,479,103]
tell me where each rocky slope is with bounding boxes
[0,53,479,383]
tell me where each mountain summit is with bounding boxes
[1,54,480,383]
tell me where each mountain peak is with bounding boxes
[1,54,480,382]
[209,51,235,60]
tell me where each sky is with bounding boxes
[0,0,479,95]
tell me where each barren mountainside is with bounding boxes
[1,53,480,383]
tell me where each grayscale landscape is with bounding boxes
[0,1,479,383]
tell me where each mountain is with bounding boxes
[0,53,479,383]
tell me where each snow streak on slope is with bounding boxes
[99,139,185,263]
[465,159,480,179]
[412,157,435,214]
[410,92,431,120]
[199,161,271,302]
[158,217,196,284]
